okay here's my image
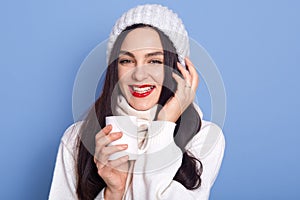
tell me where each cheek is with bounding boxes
[117,67,128,93]
[118,68,130,86]
[148,67,164,84]
[117,66,124,80]
[118,66,135,80]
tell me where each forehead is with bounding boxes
[120,27,163,51]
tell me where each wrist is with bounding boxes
[104,187,124,200]
[157,100,181,122]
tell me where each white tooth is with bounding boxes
[132,86,152,93]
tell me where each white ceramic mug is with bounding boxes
[105,116,149,160]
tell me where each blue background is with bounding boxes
[1,0,299,199]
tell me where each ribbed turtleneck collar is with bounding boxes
[114,95,158,122]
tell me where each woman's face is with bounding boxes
[118,27,164,111]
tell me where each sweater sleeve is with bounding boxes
[127,120,225,200]
[48,122,106,200]
[185,121,226,199]
[48,123,79,200]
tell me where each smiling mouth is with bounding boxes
[129,84,156,98]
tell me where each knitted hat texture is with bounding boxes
[107,4,190,66]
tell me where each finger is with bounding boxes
[108,155,129,169]
[96,131,123,152]
[95,143,128,161]
[185,58,198,75]
[172,72,186,88]
[185,58,198,79]
[177,62,189,78]
[95,131,124,162]
[94,155,107,170]
[184,58,199,91]
[185,58,196,71]
[102,144,128,157]
[95,124,112,141]
[177,62,192,86]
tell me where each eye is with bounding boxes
[119,59,134,65]
[149,59,163,64]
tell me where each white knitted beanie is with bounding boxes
[107,4,190,66]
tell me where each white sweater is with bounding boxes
[49,108,225,200]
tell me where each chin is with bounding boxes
[129,101,154,111]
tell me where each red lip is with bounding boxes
[129,84,155,98]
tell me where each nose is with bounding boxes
[131,65,148,81]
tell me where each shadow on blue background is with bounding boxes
[1,0,299,199]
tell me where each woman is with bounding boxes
[49,4,225,200]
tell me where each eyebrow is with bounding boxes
[145,51,164,58]
[119,50,164,58]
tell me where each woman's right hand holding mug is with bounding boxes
[94,124,129,200]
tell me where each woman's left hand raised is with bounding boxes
[157,58,199,122]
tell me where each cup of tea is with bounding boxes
[105,116,149,160]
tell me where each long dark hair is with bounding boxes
[76,24,203,200]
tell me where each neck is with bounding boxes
[114,95,158,121]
